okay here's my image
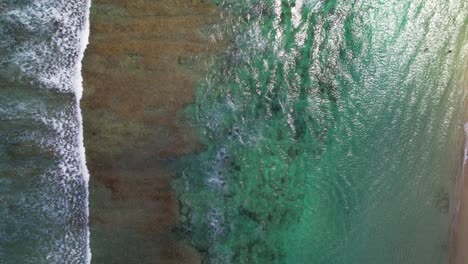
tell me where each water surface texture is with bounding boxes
[0,1,90,263]
[173,0,467,263]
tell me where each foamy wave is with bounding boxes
[464,123,468,164]
[76,0,92,262]
[3,1,89,93]
[1,0,92,262]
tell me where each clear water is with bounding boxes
[0,0,466,263]
[173,0,467,263]
[0,1,90,263]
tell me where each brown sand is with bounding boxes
[81,1,225,263]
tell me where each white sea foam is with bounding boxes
[1,0,93,262]
[3,1,89,94]
[207,148,229,190]
[76,0,92,262]
[464,123,468,164]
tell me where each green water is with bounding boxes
[173,0,467,263]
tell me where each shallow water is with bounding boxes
[173,0,467,263]
[0,1,90,263]
[1,0,466,263]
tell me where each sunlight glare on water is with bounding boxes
[173,0,467,263]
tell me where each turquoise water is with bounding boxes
[0,0,466,263]
[173,0,467,263]
[0,1,90,263]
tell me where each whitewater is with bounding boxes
[0,0,91,263]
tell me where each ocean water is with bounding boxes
[173,0,467,263]
[0,0,466,263]
[0,1,91,263]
